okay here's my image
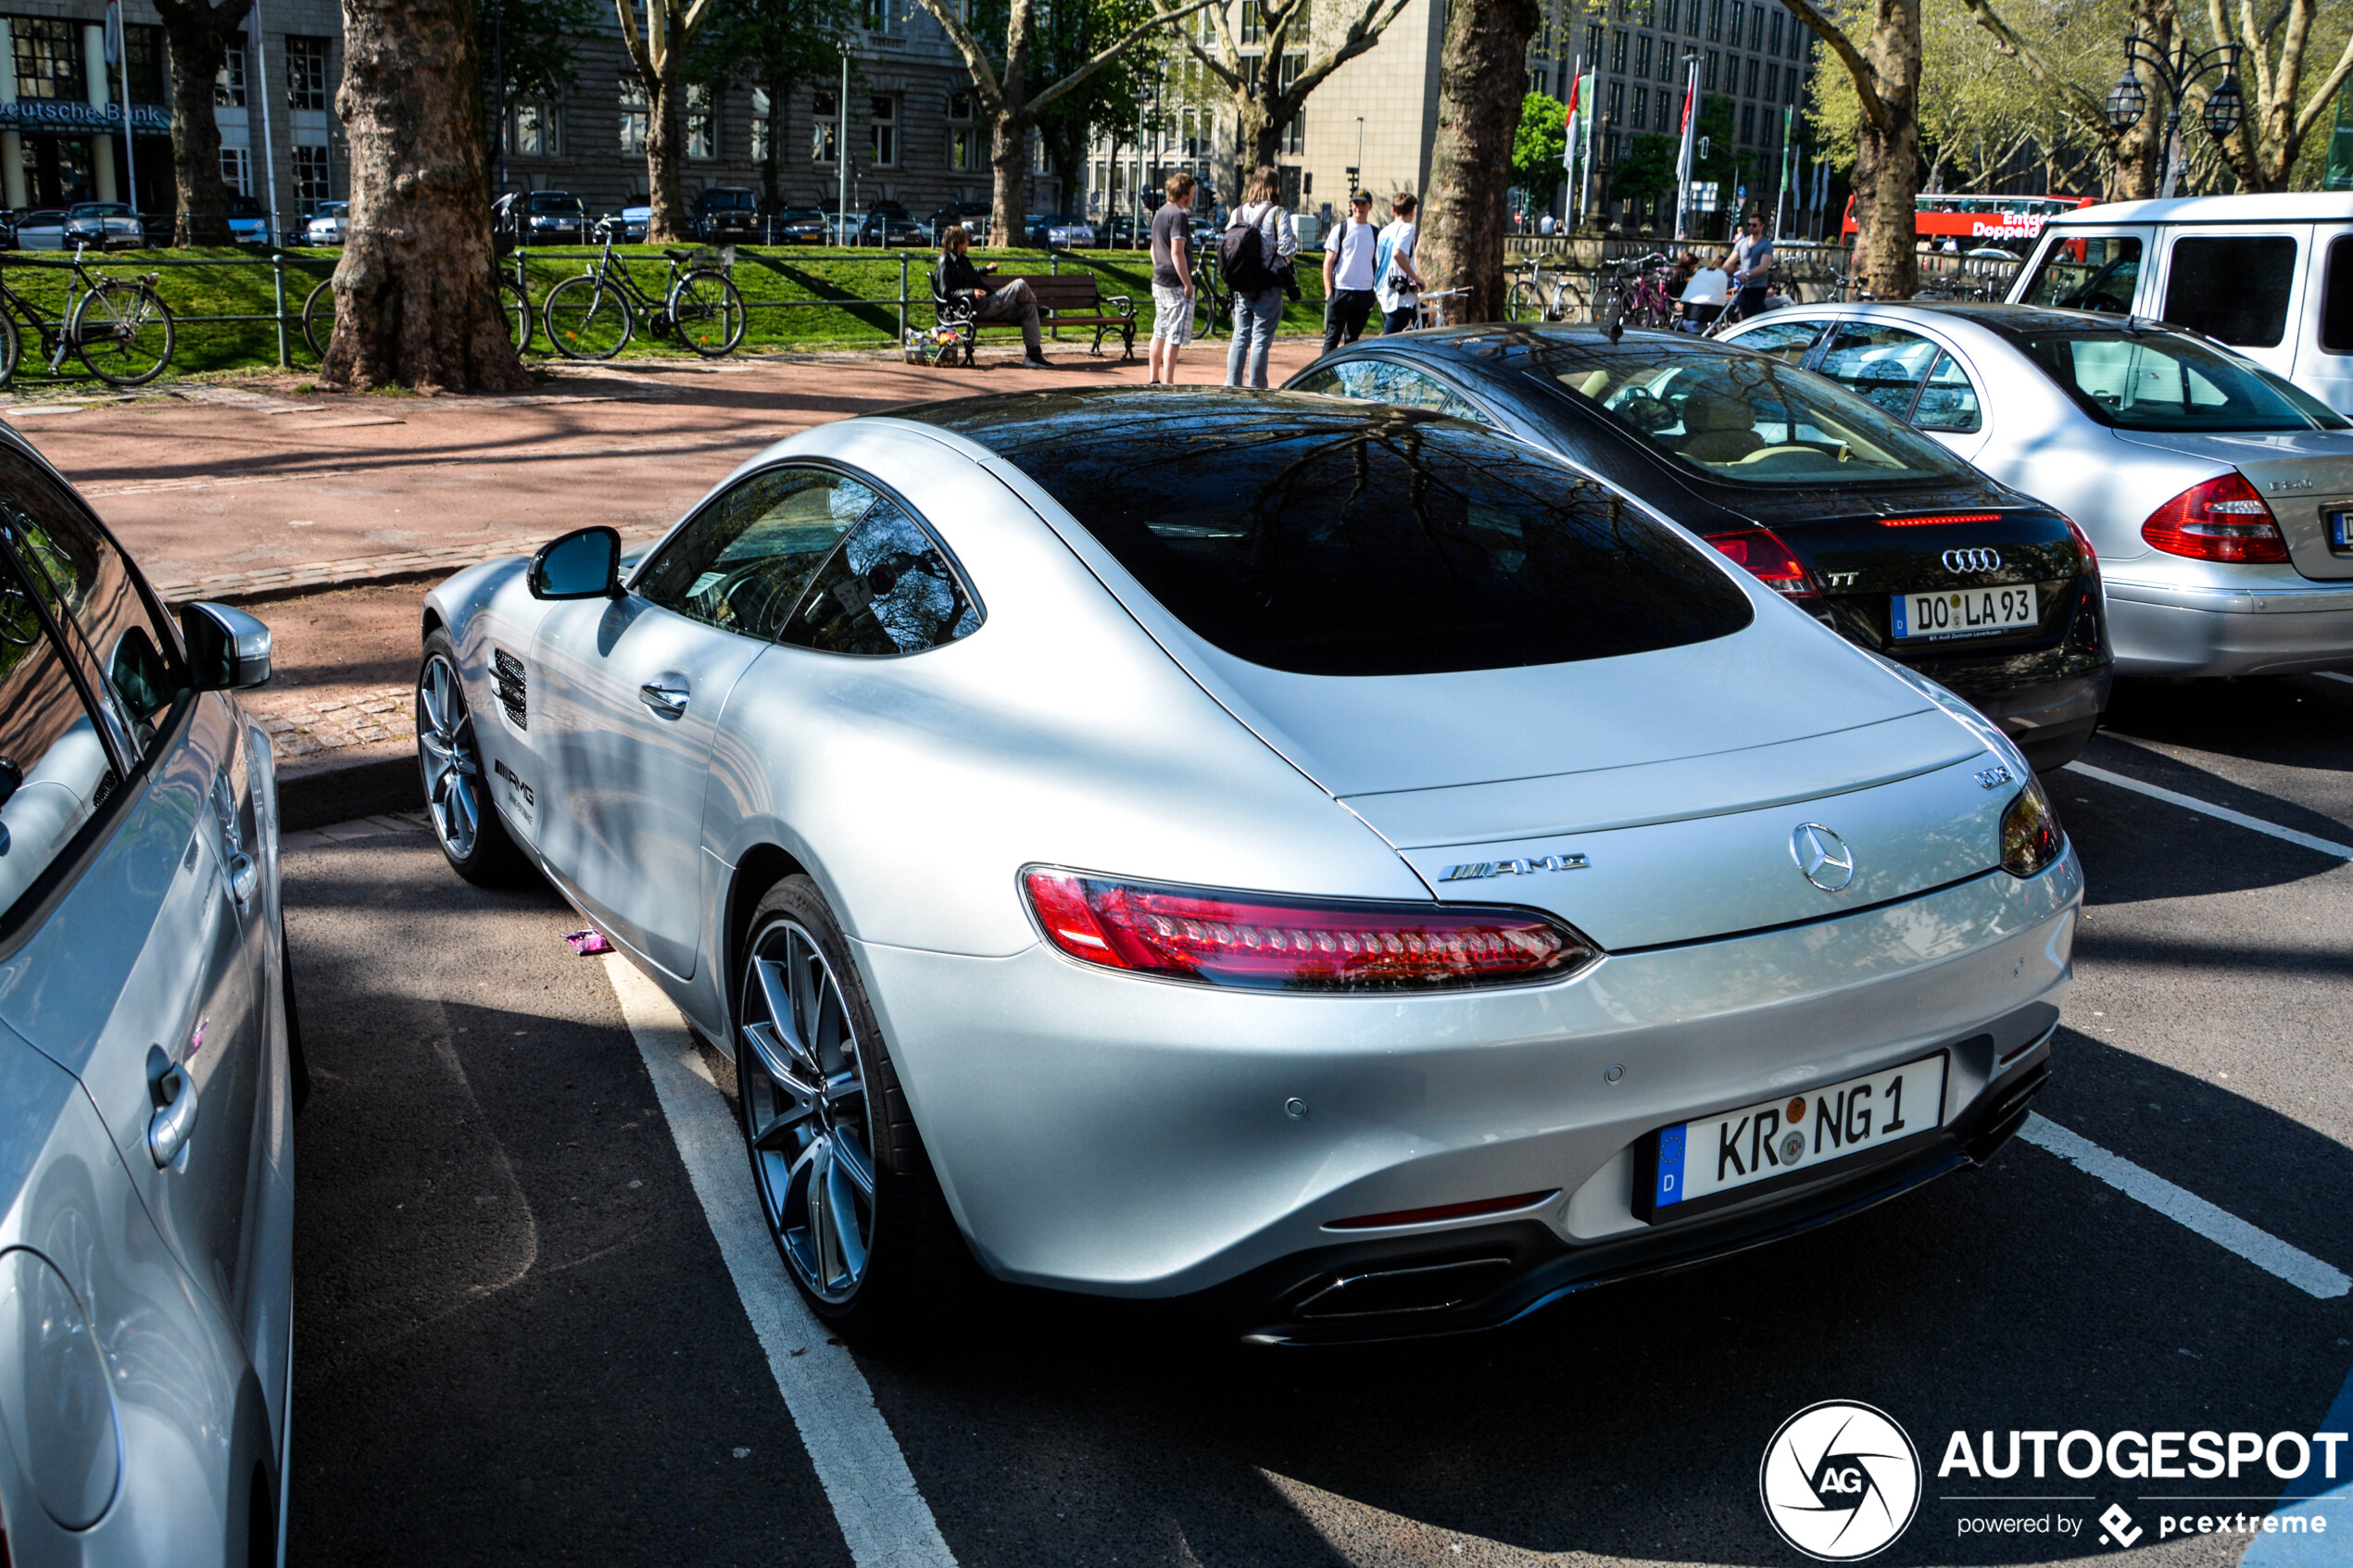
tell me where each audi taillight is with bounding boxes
[1877,512,2001,528]
[1703,528,1818,597]
[1022,868,1598,991]
[2140,473,2289,563]
[2062,513,2099,575]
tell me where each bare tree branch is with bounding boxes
[1956,0,2122,144]
[2290,31,2353,142]
[1026,0,1219,117]
[1770,0,1888,131]
[909,0,1007,106]
[1284,0,1416,106]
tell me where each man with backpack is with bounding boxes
[1321,189,1381,352]
[1375,193,1424,334]
[1221,165,1299,390]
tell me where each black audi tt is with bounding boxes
[1285,324,2112,769]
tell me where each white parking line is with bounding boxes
[2019,1113,2350,1300]
[2064,762,2353,860]
[604,956,960,1568]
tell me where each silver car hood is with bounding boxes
[2114,426,2353,582]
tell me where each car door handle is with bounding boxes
[148,1063,199,1169]
[225,851,258,909]
[639,680,689,718]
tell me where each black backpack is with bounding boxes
[1221,208,1280,294]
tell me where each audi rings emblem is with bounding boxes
[1942,546,2003,574]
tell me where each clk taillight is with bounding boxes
[1703,527,1818,597]
[2140,473,2289,563]
[1022,868,1599,991]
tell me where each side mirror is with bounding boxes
[528,526,623,600]
[180,602,273,691]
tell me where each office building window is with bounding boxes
[124,24,165,103]
[12,18,79,100]
[1632,86,1648,126]
[1241,1,1265,44]
[812,89,838,165]
[751,87,772,161]
[620,77,649,154]
[1746,56,1758,95]
[1750,6,1765,48]
[509,102,561,157]
[1661,0,1679,31]
[1611,29,1628,71]
[1768,10,1783,54]
[948,91,977,169]
[1588,24,1604,64]
[1657,89,1673,130]
[1706,0,1723,41]
[1281,53,1304,154]
[1636,33,1652,76]
[216,38,247,107]
[1787,66,1801,104]
[1765,64,1778,101]
[292,144,331,207]
[1606,80,1623,119]
[1740,103,1755,144]
[220,146,251,194]
[284,36,331,111]
[869,94,897,166]
[1727,3,1742,51]
[1704,50,1718,89]
[687,83,716,158]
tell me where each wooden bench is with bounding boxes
[925,270,1137,365]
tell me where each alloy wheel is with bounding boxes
[416,653,483,860]
[738,921,875,1304]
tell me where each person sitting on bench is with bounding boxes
[935,225,1051,370]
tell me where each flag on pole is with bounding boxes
[1574,69,1596,227]
[1775,106,1796,234]
[1672,59,1700,240]
[1563,69,1581,170]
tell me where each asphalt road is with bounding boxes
[283,673,2353,1568]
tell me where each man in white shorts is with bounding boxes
[1148,171,1198,383]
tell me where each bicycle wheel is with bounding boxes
[72,282,173,386]
[301,277,335,358]
[669,269,744,357]
[0,309,19,388]
[1507,280,1544,322]
[1548,279,1588,323]
[500,278,533,356]
[543,273,634,360]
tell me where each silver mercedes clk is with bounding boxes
[419,389,2080,1342]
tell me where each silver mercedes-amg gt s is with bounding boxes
[418,389,2080,1342]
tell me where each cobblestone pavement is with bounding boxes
[246,682,415,764]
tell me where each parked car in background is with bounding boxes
[774,206,830,244]
[10,207,68,250]
[0,424,298,1565]
[1026,211,1096,248]
[928,202,992,245]
[2008,193,2353,415]
[1290,323,2112,768]
[521,190,585,245]
[64,202,149,249]
[1719,302,2353,681]
[416,388,2075,1341]
[694,186,761,243]
[228,194,271,245]
[855,202,926,246]
[304,200,350,246]
[610,205,651,243]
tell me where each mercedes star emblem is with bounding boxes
[1792,822,1856,892]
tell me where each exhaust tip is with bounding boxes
[1292,1256,1515,1320]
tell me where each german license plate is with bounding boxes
[1891,584,2042,641]
[1639,1054,1947,1222]
[2328,508,2352,555]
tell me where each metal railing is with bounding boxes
[0,249,334,370]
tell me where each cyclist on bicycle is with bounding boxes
[1679,251,1728,332]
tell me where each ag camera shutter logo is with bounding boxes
[1760,1401,1922,1561]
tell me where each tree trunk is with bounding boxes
[155,0,252,246]
[644,43,689,242]
[324,0,530,393]
[1420,0,1541,322]
[1849,112,1919,298]
[1241,97,1282,170]
[990,114,1030,245]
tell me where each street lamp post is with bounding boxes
[2103,34,2246,199]
[1352,116,1364,198]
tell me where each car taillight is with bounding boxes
[1703,528,1818,597]
[1877,512,2001,528]
[2140,473,2289,563]
[1022,868,1598,991]
[2062,513,2099,574]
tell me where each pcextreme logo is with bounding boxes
[1760,1401,1924,1561]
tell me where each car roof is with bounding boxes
[890,386,1466,458]
[1325,320,1766,371]
[2047,192,2353,226]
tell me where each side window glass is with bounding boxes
[1816,324,1939,418]
[2020,234,2141,313]
[1911,352,1982,433]
[783,501,980,658]
[1299,360,1494,426]
[635,466,880,642]
[2164,235,2297,348]
[0,449,187,758]
[1728,319,1825,363]
[0,546,116,922]
[2322,236,2353,356]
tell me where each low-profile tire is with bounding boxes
[416,630,529,885]
[734,876,964,1336]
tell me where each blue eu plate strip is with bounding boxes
[1891,596,1910,638]
[1655,1123,1687,1209]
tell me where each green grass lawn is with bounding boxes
[0,243,1332,387]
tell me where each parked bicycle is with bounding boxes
[302,269,535,359]
[1189,250,1232,339]
[0,244,174,387]
[1414,286,1471,331]
[543,228,746,360]
[1593,253,1678,332]
[1506,257,1588,323]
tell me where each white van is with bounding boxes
[2006,193,2353,414]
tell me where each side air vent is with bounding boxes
[491,647,527,732]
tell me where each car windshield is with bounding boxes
[780,207,823,220]
[706,191,755,209]
[70,205,129,218]
[935,392,1753,676]
[1523,339,1974,486]
[2018,234,2140,314]
[526,194,574,213]
[2007,326,2349,433]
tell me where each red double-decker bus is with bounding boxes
[1840,193,2100,246]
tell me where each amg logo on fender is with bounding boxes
[1439,853,1589,882]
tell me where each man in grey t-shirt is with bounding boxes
[1148,172,1198,383]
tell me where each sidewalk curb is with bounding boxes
[277,739,420,832]
[153,524,669,608]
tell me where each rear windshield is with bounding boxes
[990,395,1753,676]
[2011,328,2349,433]
[1526,339,1974,487]
[527,194,576,212]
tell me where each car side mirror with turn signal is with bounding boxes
[180,602,273,691]
[529,526,623,600]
